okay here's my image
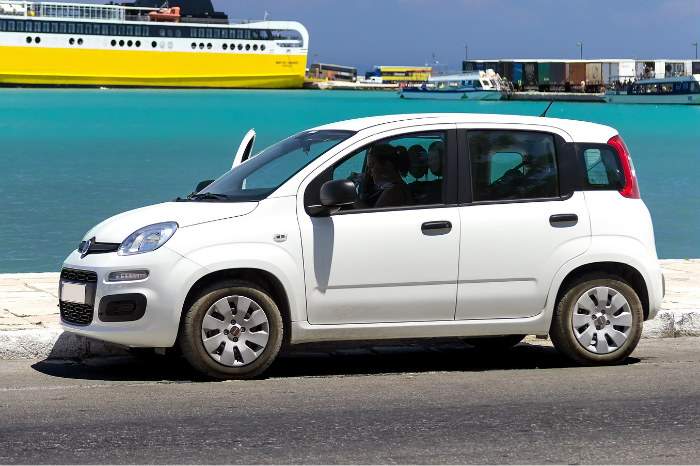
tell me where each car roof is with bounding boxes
[313,113,617,143]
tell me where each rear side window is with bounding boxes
[579,146,624,189]
[468,131,558,202]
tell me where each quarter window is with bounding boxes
[468,130,558,201]
[580,146,624,189]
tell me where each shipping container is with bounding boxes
[665,62,685,77]
[693,62,700,74]
[538,62,551,88]
[619,61,635,81]
[550,62,566,85]
[499,62,514,81]
[655,61,665,79]
[585,62,602,84]
[513,63,523,86]
[523,62,538,88]
[463,61,478,72]
[602,63,619,84]
[568,62,586,84]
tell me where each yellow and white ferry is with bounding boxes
[0,0,309,88]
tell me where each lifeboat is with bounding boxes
[148,6,181,22]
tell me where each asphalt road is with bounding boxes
[1,338,699,464]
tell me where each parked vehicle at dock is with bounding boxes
[605,75,700,104]
[400,70,507,100]
[0,0,308,88]
[59,113,664,379]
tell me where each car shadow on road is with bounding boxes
[30,341,641,382]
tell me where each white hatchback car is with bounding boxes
[60,113,664,379]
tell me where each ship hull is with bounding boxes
[604,93,700,105]
[0,45,306,88]
[400,89,503,101]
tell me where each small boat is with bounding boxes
[604,75,700,105]
[400,70,507,100]
[148,6,181,22]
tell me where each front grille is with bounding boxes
[61,268,98,283]
[60,301,94,326]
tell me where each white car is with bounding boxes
[60,113,664,379]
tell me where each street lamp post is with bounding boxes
[693,42,698,60]
[577,42,583,60]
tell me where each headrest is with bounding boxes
[408,145,428,179]
[394,145,410,176]
[428,141,444,177]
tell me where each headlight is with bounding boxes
[118,222,178,256]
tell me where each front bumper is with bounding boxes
[60,246,203,348]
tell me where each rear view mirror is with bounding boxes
[195,179,215,193]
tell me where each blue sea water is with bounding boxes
[0,88,698,272]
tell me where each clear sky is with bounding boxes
[79,0,700,72]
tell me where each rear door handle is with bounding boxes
[421,221,452,236]
[550,214,578,228]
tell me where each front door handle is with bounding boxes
[421,221,452,236]
[550,214,578,228]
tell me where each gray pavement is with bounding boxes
[0,337,699,464]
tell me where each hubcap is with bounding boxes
[200,295,270,367]
[572,286,633,355]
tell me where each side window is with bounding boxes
[468,130,558,201]
[580,146,624,189]
[330,131,448,210]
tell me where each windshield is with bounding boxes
[193,129,355,202]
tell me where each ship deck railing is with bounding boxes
[0,1,158,22]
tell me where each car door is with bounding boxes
[455,127,591,320]
[298,127,461,324]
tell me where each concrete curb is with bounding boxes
[1,311,699,361]
[0,328,127,360]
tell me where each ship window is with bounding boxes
[212,29,220,38]
[205,29,213,39]
[175,29,181,38]
[244,30,251,39]
[190,42,196,49]
[207,43,212,49]
[111,39,116,46]
[26,36,32,43]
[42,22,49,33]
[119,40,124,46]
[136,40,141,47]
[126,26,133,36]
[223,43,228,50]
[35,36,41,44]
[127,40,132,47]
[101,24,108,35]
[67,23,74,34]
[238,44,243,50]
[199,43,204,49]
[198,28,206,38]
[253,44,258,51]
[51,22,58,33]
[260,44,265,51]
[166,29,173,37]
[251,30,259,39]
[259,30,270,40]
[69,37,75,45]
[77,38,83,45]
[245,44,250,51]
[159,28,165,37]
[0,21,5,32]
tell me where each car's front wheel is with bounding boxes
[550,275,643,365]
[179,281,284,379]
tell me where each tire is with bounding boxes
[550,275,643,365]
[464,334,525,351]
[179,280,284,380]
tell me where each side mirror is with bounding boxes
[307,179,358,217]
[195,179,215,193]
[321,179,357,207]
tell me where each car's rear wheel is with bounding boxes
[179,281,283,379]
[550,275,643,365]
[464,334,525,351]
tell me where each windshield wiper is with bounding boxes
[177,192,233,202]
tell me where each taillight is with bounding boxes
[607,134,640,199]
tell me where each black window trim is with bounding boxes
[573,142,626,192]
[303,128,459,216]
[458,128,572,206]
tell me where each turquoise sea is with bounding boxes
[1,89,699,272]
